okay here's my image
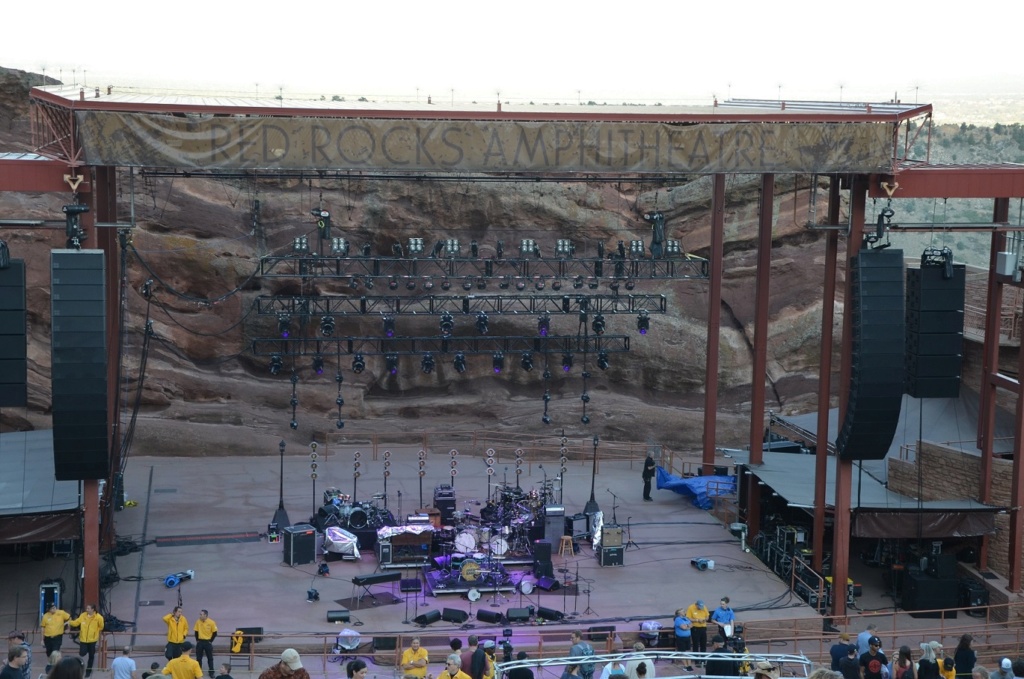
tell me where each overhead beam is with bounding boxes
[871,169,1024,199]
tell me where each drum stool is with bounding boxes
[558,535,575,557]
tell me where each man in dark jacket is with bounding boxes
[704,635,737,677]
[839,645,860,679]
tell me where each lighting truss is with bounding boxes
[255,293,668,317]
[258,253,708,281]
[251,334,631,357]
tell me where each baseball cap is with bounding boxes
[181,641,193,652]
[752,661,780,679]
[696,600,705,607]
[482,640,496,649]
[869,636,881,647]
[282,649,302,670]
[1002,659,1012,671]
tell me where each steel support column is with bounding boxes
[978,200,1008,571]
[702,175,726,473]
[748,174,774,464]
[813,178,841,573]
[831,174,867,617]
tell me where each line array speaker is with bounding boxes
[905,264,965,398]
[51,250,110,480]
[441,608,469,623]
[0,260,27,407]
[413,609,441,626]
[836,248,905,461]
[476,609,503,624]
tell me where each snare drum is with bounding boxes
[454,530,477,553]
[479,526,492,543]
[489,536,509,556]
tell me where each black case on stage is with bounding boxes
[283,524,316,566]
[598,546,624,567]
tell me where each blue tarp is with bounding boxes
[655,467,736,510]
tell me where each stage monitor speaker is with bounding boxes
[413,609,441,626]
[51,250,110,480]
[533,539,552,561]
[401,578,422,593]
[0,260,27,407]
[837,248,905,461]
[599,546,624,567]
[905,264,966,399]
[477,609,503,624]
[441,608,469,623]
[283,524,316,566]
[588,625,616,642]
[602,526,623,547]
[372,637,397,651]
[506,607,531,623]
[537,606,564,621]
[326,609,350,623]
[536,576,560,591]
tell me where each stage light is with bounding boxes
[293,236,309,253]
[538,314,551,337]
[330,237,349,255]
[422,278,434,291]
[269,353,283,375]
[312,354,325,375]
[630,239,645,257]
[515,279,526,291]
[471,240,479,257]
[562,352,573,372]
[492,352,505,374]
[496,240,504,258]
[290,419,298,430]
[364,277,374,289]
[361,243,372,257]
[573,275,584,289]
[520,351,534,371]
[597,351,610,370]
[625,279,636,291]
[406,279,417,290]
[476,277,487,290]
[277,314,291,338]
[666,239,682,255]
[440,312,454,336]
[591,313,606,335]
[637,309,650,335]
[475,312,489,335]
[552,280,562,291]
[463,278,473,291]
[421,352,435,374]
[535,278,545,291]
[392,243,404,257]
[388,276,398,290]
[383,315,396,337]
[352,353,366,373]
[588,278,599,289]
[386,354,399,375]
[441,278,451,290]
[408,237,424,255]
[614,259,625,278]
[445,239,461,256]
[453,352,467,373]
[556,239,575,257]
[499,276,510,289]
[320,315,335,337]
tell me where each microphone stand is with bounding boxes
[397,490,403,524]
[571,563,580,617]
[625,516,639,550]
[606,489,620,525]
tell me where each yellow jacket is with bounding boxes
[69,611,104,643]
[163,655,203,679]
[163,613,189,643]
[42,609,70,637]
[194,618,218,641]
[685,603,709,627]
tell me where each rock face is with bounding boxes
[0,68,843,454]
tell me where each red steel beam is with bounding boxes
[0,159,81,193]
[748,174,775,465]
[871,168,1024,199]
[1012,303,1024,591]
[702,175,726,474]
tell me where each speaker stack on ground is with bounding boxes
[836,248,905,461]
[905,255,965,398]
[543,504,565,543]
[433,484,456,524]
[283,524,316,566]
[51,250,110,480]
[533,539,554,579]
[0,259,27,408]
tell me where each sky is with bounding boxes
[3,1,1023,106]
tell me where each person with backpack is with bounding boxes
[894,646,915,679]
[570,631,596,679]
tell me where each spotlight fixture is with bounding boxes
[462,277,474,291]
[492,352,505,374]
[470,240,479,257]
[535,278,545,291]
[330,237,349,255]
[320,315,335,337]
[453,352,467,373]
[292,236,309,253]
[597,350,610,370]
[629,239,645,258]
[392,243,404,257]
[421,352,435,374]
[591,313,606,335]
[385,353,399,375]
[364,276,374,289]
[440,312,454,336]
[537,314,551,337]
[562,352,574,372]
[361,243,372,257]
[496,240,504,258]
[383,315,396,338]
[520,351,534,371]
[269,353,283,375]
[625,279,636,291]
[422,278,434,291]
[666,239,682,255]
[408,237,424,255]
[312,354,325,375]
[388,276,398,290]
[637,309,650,335]
[441,278,451,290]
[556,239,575,257]
[444,239,461,257]
[352,353,366,373]
[519,239,541,258]
[588,278,599,289]
[552,280,562,291]
[475,311,489,335]
[406,279,416,291]
[573,275,584,289]
[290,419,299,430]
[277,314,291,338]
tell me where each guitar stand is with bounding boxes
[625,516,639,551]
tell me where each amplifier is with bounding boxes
[283,524,316,566]
[377,541,392,565]
[598,546,624,567]
[602,526,623,547]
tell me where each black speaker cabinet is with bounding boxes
[599,546,624,567]
[476,609,503,624]
[903,571,958,612]
[372,637,397,651]
[413,609,441,626]
[537,606,564,621]
[441,608,469,623]
[0,260,27,407]
[377,541,393,565]
[506,607,531,622]
[926,554,957,580]
[837,248,905,461]
[588,625,616,642]
[233,627,263,653]
[905,264,966,399]
[51,250,110,480]
[533,539,552,561]
[283,524,316,566]
[326,609,350,623]
[401,578,422,593]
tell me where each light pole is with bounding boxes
[273,439,290,528]
[584,435,600,515]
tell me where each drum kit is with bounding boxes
[315,493,394,532]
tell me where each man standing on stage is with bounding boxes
[163,607,189,660]
[42,604,71,657]
[194,610,218,678]
[69,604,104,678]
[642,455,656,502]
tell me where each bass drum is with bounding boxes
[489,536,509,557]
[348,506,368,530]
[460,559,482,582]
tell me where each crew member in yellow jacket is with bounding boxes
[69,604,104,677]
